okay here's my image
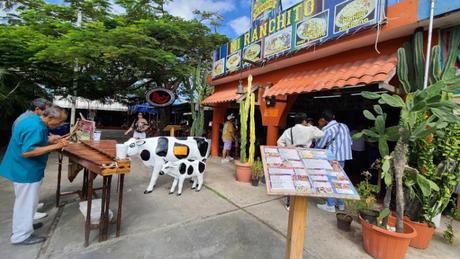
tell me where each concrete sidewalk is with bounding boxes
[0,131,459,259]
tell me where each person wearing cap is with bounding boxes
[221,114,236,163]
[277,113,324,210]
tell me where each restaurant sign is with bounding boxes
[212,0,385,78]
[146,88,176,107]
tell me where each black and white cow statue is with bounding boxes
[124,136,210,194]
[161,159,206,195]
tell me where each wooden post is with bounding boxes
[285,196,308,259]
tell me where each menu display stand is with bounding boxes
[260,146,360,259]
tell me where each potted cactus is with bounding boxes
[355,26,460,258]
[235,74,256,182]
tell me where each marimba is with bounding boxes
[56,140,130,247]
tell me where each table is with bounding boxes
[56,140,130,247]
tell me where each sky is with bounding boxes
[31,0,303,40]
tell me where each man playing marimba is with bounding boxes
[0,106,68,245]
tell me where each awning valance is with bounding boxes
[202,84,239,105]
[263,54,397,97]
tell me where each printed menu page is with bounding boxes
[270,175,295,191]
[261,146,359,199]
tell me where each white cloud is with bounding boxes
[229,16,251,35]
[165,0,236,20]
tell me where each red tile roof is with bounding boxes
[202,84,240,105]
[263,54,397,97]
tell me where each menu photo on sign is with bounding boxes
[295,9,329,49]
[264,26,292,58]
[212,58,225,77]
[334,0,378,34]
[261,146,359,200]
[243,41,262,65]
[226,50,242,72]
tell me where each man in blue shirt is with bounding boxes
[315,110,352,213]
[0,106,68,245]
[12,98,56,221]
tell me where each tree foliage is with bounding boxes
[0,0,227,103]
[0,0,227,133]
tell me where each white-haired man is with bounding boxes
[0,106,68,245]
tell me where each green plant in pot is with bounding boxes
[399,26,460,249]
[404,122,460,248]
[235,74,256,182]
[251,158,263,186]
[354,26,460,259]
[356,171,380,225]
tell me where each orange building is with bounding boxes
[203,0,460,157]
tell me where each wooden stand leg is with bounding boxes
[101,176,112,241]
[85,172,95,247]
[81,169,88,200]
[99,176,107,242]
[56,153,63,207]
[285,196,308,259]
[116,174,125,237]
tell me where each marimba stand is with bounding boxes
[56,140,130,247]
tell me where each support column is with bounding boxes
[266,125,279,146]
[210,105,228,157]
[258,89,297,147]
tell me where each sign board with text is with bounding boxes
[261,145,360,200]
[213,0,385,78]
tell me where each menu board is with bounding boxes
[261,146,360,200]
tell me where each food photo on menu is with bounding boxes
[332,181,355,195]
[298,148,331,160]
[313,181,334,194]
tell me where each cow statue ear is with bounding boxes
[136,140,146,146]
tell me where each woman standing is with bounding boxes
[124,113,149,139]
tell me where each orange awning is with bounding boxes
[263,54,397,97]
[202,84,239,105]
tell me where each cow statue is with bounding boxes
[124,136,211,194]
[161,159,206,195]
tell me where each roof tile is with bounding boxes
[264,54,397,97]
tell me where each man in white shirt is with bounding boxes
[277,113,324,210]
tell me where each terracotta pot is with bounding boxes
[235,161,251,182]
[389,214,435,249]
[360,215,417,259]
